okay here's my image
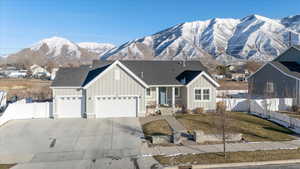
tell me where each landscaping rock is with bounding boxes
[151,135,171,144]
[172,131,182,144]
[194,130,242,143]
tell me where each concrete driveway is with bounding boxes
[0,118,160,169]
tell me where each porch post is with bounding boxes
[172,87,175,108]
[156,87,159,108]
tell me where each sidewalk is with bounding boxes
[141,140,300,156]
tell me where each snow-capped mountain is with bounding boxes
[7,37,115,65]
[78,42,115,56]
[102,14,300,62]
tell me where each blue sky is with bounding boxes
[1,0,300,55]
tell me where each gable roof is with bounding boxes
[118,60,208,86]
[52,60,216,88]
[248,46,300,80]
[273,46,300,62]
[51,65,91,87]
[270,61,300,79]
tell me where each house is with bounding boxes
[30,64,50,78]
[248,46,300,104]
[51,60,220,118]
[7,70,27,78]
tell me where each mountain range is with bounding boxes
[5,14,300,65]
[6,37,115,65]
[103,14,300,63]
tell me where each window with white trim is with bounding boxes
[194,89,202,100]
[203,89,210,100]
[146,88,151,96]
[194,88,210,101]
[114,69,120,80]
[175,87,180,97]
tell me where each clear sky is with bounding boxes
[1,0,300,55]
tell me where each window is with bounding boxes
[146,88,151,96]
[203,89,210,100]
[266,82,274,93]
[114,69,120,80]
[194,88,210,101]
[175,87,180,97]
[194,89,202,100]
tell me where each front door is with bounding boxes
[159,87,167,105]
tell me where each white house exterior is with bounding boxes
[51,60,219,118]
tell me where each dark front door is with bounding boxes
[159,87,167,105]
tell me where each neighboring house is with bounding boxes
[51,60,219,118]
[30,64,50,78]
[7,70,27,78]
[248,46,300,104]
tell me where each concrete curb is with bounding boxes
[164,159,300,169]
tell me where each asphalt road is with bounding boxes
[219,163,300,169]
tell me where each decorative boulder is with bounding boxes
[151,135,171,144]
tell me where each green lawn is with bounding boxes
[155,148,300,166]
[176,112,295,142]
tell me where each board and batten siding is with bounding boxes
[248,63,297,99]
[52,88,83,116]
[187,75,217,111]
[86,64,146,116]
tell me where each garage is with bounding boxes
[95,96,138,118]
[56,96,82,118]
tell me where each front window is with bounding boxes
[195,89,202,100]
[175,87,180,97]
[146,88,151,96]
[194,88,210,101]
[203,89,210,100]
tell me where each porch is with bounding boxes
[146,86,184,115]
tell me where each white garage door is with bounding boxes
[95,96,138,118]
[57,96,82,118]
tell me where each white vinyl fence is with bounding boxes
[250,99,300,134]
[216,98,249,112]
[0,100,52,126]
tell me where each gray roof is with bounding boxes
[269,46,300,79]
[120,60,207,85]
[270,61,300,79]
[52,60,210,87]
[51,65,91,87]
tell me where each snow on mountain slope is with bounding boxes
[78,42,115,55]
[102,14,300,62]
[7,36,114,65]
[281,15,300,33]
[31,36,81,58]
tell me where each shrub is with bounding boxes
[194,107,204,114]
[216,101,227,114]
[291,105,300,113]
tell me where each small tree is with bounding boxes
[215,100,231,158]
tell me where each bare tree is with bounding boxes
[215,92,233,158]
